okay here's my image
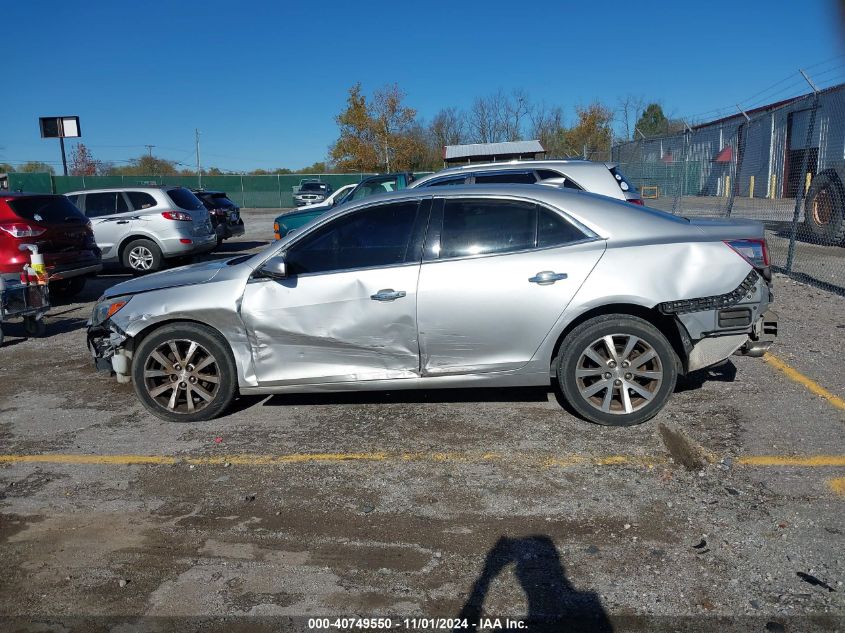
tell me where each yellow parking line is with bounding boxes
[828,478,845,495]
[764,353,845,411]
[2,452,844,468]
[738,455,845,467]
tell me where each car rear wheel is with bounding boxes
[557,314,678,426]
[131,322,236,423]
[49,276,86,299]
[122,239,162,274]
[803,171,845,245]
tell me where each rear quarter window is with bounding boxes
[9,196,87,224]
[167,187,204,210]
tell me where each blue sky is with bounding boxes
[2,0,843,171]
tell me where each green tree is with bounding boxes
[18,161,55,174]
[635,103,669,138]
[0,163,14,173]
[109,155,178,176]
[296,162,328,173]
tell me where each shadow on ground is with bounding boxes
[457,535,613,632]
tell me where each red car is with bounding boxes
[0,192,102,297]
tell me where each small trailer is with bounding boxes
[0,280,49,346]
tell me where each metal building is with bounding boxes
[443,140,546,166]
[613,83,845,200]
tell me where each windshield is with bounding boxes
[300,182,328,192]
[350,176,402,201]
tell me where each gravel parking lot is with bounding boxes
[1,209,844,632]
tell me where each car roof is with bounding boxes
[302,183,688,243]
[63,186,180,195]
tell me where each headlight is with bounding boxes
[91,296,131,326]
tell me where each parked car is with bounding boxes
[293,181,333,207]
[89,184,776,426]
[410,160,643,204]
[0,192,102,297]
[274,173,415,239]
[192,190,245,246]
[65,187,218,274]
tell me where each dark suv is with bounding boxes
[0,193,102,297]
[192,190,245,246]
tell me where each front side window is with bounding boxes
[286,201,420,275]
[83,192,127,217]
[439,199,536,258]
[473,171,537,185]
[426,176,466,187]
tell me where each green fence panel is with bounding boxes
[8,172,53,193]
[12,172,436,207]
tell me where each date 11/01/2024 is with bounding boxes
[307,618,527,630]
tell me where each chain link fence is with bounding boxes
[613,83,845,293]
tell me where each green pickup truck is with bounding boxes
[273,173,414,240]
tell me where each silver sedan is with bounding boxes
[88,185,777,426]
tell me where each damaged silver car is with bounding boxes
[88,185,777,426]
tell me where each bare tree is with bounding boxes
[430,107,466,148]
[616,94,646,141]
[502,89,530,141]
[530,103,566,157]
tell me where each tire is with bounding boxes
[803,171,845,245]
[122,239,163,274]
[556,314,678,426]
[131,322,237,423]
[49,276,86,299]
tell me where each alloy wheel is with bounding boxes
[129,246,154,271]
[574,334,664,415]
[142,339,220,414]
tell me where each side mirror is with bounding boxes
[260,254,287,279]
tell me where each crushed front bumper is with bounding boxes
[88,321,132,382]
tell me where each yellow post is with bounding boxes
[725,175,731,197]
[769,174,777,199]
[805,172,812,193]
[749,175,755,198]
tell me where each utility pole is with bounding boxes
[195,129,202,189]
[59,137,68,176]
[144,144,155,158]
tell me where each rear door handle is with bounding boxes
[371,289,407,302]
[529,271,568,285]
[116,220,130,224]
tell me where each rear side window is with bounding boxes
[440,199,536,258]
[167,187,204,210]
[80,192,128,218]
[287,201,420,275]
[127,191,157,210]
[8,195,87,224]
[536,169,583,190]
[538,208,587,247]
[473,171,537,185]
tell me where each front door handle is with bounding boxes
[529,271,568,285]
[371,289,407,302]
[116,220,130,224]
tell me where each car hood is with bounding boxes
[103,258,230,298]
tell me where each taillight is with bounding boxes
[628,198,644,206]
[0,223,47,238]
[161,211,192,221]
[725,238,769,268]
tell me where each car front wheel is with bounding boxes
[557,314,678,426]
[131,322,237,422]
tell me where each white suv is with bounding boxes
[410,160,643,205]
[65,187,218,273]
